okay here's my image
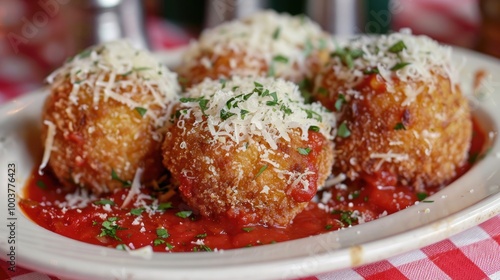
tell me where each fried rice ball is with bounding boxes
[177,10,332,88]
[162,77,335,226]
[40,40,180,194]
[312,29,472,189]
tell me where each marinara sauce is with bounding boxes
[19,120,486,253]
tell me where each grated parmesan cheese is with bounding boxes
[45,40,180,128]
[39,120,56,175]
[327,28,456,103]
[121,167,144,208]
[178,76,335,150]
[181,10,332,81]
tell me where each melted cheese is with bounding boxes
[179,76,335,149]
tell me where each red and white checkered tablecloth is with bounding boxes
[1,215,499,279]
[1,3,500,279]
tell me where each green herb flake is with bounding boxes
[394,122,406,130]
[36,180,47,189]
[325,224,333,230]
[337,122,351,138]
[111,169,131,187]
[331,210,357,226]
[254,165,268,179]
[363,67,380,75]
[309,125,320,132]
[175,211,193,219]
[154,239,166,246]
[272,27,281,40]
[265,92,278,106]
[388,40,407,53]
[77,49,92,59]
[220,109,236,120]
[335,94,346,111]
[134,107,147,117]
[196,233,207,238]
[157,202,173,210]
[98,217,124,241]
[390,62,411,71]
[156,228,170,238]
[93,199,115,206]
[273,55,289,63]
[130,208,145,216]
[416,192,428,201]
[242,227,255,233]
[193,245,212,252]
[297,147,312,155]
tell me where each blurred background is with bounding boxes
[0,0,497,102]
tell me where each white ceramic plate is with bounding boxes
[0,48,500,280]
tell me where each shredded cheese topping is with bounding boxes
[39,120,56,175]
[182,10,331,80]
[176,76,335,149]
[45,40,180,128]
[327,29,455,104]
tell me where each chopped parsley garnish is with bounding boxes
[180,97,210,115]
[273,55,289,63]
[309,125,320,132]
[36,180,47,189]
[156,228,170,239]
[93,199,115,206]
[157,202,173,210]
[390,62,411,71]
[242,227,255,232]
[272,27,281,40]
[111,169,131,187]
[77,49,92,59]
[364,67,380,75]
[331,47,363,69]
[220,109,236,120]
[337,122,351,138]
[130,208,145,216]
[254,165,268,179]
[134,107,147,117]
[325,224,333,230]
[416,192,428,201]
[196,233,208,238]
[335,94,346,111]
[388,40,407,53]
[331,210,357,226]
[304,109,322,121]
[240,109,250,119]
[154,239,165,246]
[297,147,312,155]
[265,92,278,106]
[99,217,125,241]
[193,245,212,252]
[175,211,193,219]
[394,122,406,130]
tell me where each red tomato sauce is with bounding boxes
[19,120,486,253]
